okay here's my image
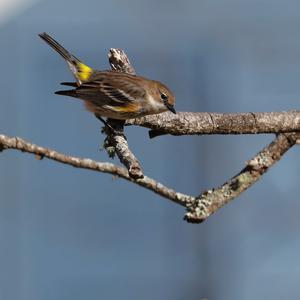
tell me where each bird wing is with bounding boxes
[74,72,146,108]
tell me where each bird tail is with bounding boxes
[39,32,93,84]
[60,82,78,87]
[55,89,77,97]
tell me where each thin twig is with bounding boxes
[0,134,192,206]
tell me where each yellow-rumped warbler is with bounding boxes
[39,32,176,120]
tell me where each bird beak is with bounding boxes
[166,103,176,114]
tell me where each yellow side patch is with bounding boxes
[77,62,93,82]
[113,103,140,112]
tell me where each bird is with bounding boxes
[38,32,176,120]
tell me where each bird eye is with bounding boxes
[160,93,168,101]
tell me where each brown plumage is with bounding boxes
[39,32,176,120]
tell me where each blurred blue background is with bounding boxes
[0,0,300,299]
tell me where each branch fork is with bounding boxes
[0,48,299,223]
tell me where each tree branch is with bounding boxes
[126,111,300,137]
[1,132,298,223]
[108,48,136,75]
[0,134,192,206]
[100,118,144,179]
[185,132,300,222]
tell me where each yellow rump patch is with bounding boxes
[76,62,93,82]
